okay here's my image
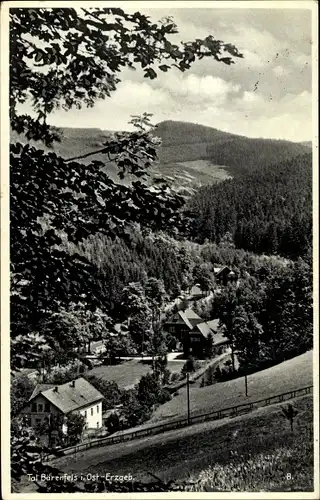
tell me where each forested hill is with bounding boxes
[155,121,311,175]
[187,153,312,260]
[11,122,310,185]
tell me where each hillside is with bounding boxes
[150,350,313,423]
[44,394,313,494]
[11,121,310,191]
[188,152,312,258]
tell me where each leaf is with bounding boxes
[34,50,43,63]
[144,68,157,80]
[159,64,170,72]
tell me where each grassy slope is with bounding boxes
[46,394,313,493]
[150,350,313,422]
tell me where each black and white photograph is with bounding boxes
[1,1,318,497]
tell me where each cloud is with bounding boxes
[18,7,312,142]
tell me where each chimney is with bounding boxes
[70,380,75,388]
[54,386,58,392]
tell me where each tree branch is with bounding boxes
[65,147,112,163]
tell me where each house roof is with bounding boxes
[207,319,220,332]
[212,332,230,346]
[193,322,213,338]
[190,285,203,297]
[215,266,231,277]
[178,308,203,329]
[29,384,55,401]
[30,377,104,415]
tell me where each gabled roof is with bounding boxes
[212,332,230,346]
[29,384,55,401]
[178,308,203,329]
[29,377,104,415]
[215,266,231,277]
[207,319,220,332]
[193,322,212,338]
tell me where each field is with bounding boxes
[87,358,186,389]
[47,394,313,493]
[150,350,313,422]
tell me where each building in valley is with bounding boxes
[163,309,230,358]
[20,377,104,446]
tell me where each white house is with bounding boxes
[20,377,104,445]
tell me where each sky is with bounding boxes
[26,6,313,142]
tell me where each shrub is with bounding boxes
[170,372,180,384]
[214,366,222,381]
[181,356,197,377]
[11,375,36,417]
[67,412,86,445]
[105,412,121,434]
[162,368,171,385]
[157,388,171,405]
[84,375,123,412]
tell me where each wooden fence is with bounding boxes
[60,384,313,456]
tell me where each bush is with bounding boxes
[11,375,36,417]
[214,366,222,381]
[181,356,197,377]
[162,368,171,385]
[84,375,123,412]
[105,412,121,434]
[170,372,180,384]
[157,388,171,405]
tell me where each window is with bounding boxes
[44,402,50,412]
[31,403,37,412]
[96,405,99,413]
[35,418,41,425]
[91,407,94,416]
[169,326,175,333]
[38,403,43,412]
[97,422,99,428]
[84,410,87,418]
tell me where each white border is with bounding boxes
[1,1,319,499]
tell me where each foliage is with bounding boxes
[120,389,152,428]
[44,359,85,384]
[181,355,198,377]
[67,412,86,445]
[137,372,163,408]
[84,375,123,412]
[281,403,299,432]
[211,258,312,373]
[105,412,121,434]
[11,4,242,365]
[11,375,36,416]
[188,154,312,259]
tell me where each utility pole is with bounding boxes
[245,373,248,397]
[187,372,190,425]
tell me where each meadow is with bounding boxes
[87,358,186,389]
[150,350,313,422]
[50,395,313,492]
